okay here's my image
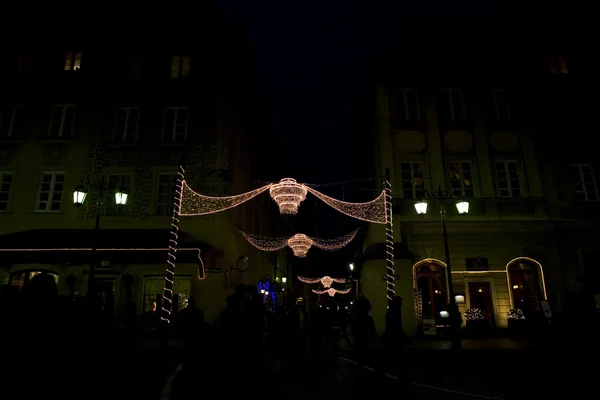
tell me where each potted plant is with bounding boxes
[507,308,526,338]
[464,308,486,337]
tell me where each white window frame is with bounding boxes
[171,54,191,78]
[399,161,426,199]
[394,89,421,122]
[448,160,477,197]
[0,105,23,137]
[495,160,525,198]
[570,164,599,202]
[162,107,188,140]
[64,51,82,71]
[156,172,179,215]
[487,89,511,122]
[36,172,66,212]
[440,88,466,121]
[48,104,76,137]
[0,171,14,212]
[113,107,140,141]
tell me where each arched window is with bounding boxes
[507,257,546,317]
[413,259,448,321]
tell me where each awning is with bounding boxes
[0,229,214,267]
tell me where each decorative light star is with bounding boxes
[239,229,359,258]
[297,275,346,288]
[312,288,352,297]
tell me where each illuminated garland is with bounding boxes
[306,187,387,224]
[239,229,359,258]
[297,275,346,288]
[384,179,396,301]
[162,166,185,324]
[180,181,272,216]
[312,288,352,297]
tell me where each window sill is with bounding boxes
[42,138,75,143]
[0,138,26,144]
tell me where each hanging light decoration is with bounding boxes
[180,181,272,216]
[286,234,313,257]
[312,288,352,297]
[269,178,308,214]
[306,187,387,224]
[239,229,359,258]
[297,275,346,288]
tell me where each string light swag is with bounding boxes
[269,178,308,214]
[307,187,387,224]
[298,275,346,288]
[239,229,359,258]
[179,181,272,216]
[312,288,352,297]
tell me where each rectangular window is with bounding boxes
[103,174,133,215]
[64,51,82,71]
[495,160,523,198]
[114,107,140,141]
[569,164,599,201]
[0,172,14,211]
[143,276,190,314]
[171,54,191,78]
[439,89,467,122]
[162,107,188,140]
[391,89,420,123]
[485,90,511,122]
[400,162,425,199]
[448,161,475,197]
[156,172,179,216]
[48,105,76,137]
[0,106,23,137]
[37,172,65,212]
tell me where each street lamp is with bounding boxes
[414,185,469,350]
[349,263,354,271]
[73,175,129,297]
[282,276,287,283]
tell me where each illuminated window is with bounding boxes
[142,276,190,314]
[400,161,425,199]
[485,89,511,122]
[0,105,23,137]
[391,89,420,124]
[64,51,82,71]
[156,172,179,216]
[448,161,475,197]
[439,89,467,122]
[171,54,190,78]
[114,107,140,141]
[36,172,65,212]
[495,160,523,198]
[162,107,188,140]
[569,164,599,201]
[48,105,76,137]
[0,172,14,211]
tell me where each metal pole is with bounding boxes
[440,198,461,350]
[88,176,104,298]
[161,165,185,324]
[384,168,395,307]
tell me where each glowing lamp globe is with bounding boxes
[456,199,469,215]
[414,200,428,215]
[73,185,88,207]
[455,294,465,304]
[282,276,287,283]
[439,311,450,318]
[287,234,313,257]
[115,188,129,206]
[269,178,307,215]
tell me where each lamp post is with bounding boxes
[73,175,129,298]
[414,186,469,350]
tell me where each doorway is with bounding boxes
[468,282,495,328]
[96,279,116,317]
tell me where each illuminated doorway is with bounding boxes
[414,260,448,323]
[468,282,495,328]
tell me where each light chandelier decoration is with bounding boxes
[269,178,308,215]
[239,229,359,258]
[312,288,352,297]
[297,275,346,288]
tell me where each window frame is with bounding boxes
[486,89,511,122]
[494,159,525,198]
[0,105,24,138]
[447,160,477,198]
[440,88,466,122]
[569,164,599,202]
[391,88,421,123]
[113,107,140,142]
[161,107,189,141]
[156,172,179,216]
[48,104,76,138]
[64,51,83,71]
[0,171,15,212]
[170,54,191,78]
[36,172,66,212]
[399,160,427,199]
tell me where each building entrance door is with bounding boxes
[468,282,495,328]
